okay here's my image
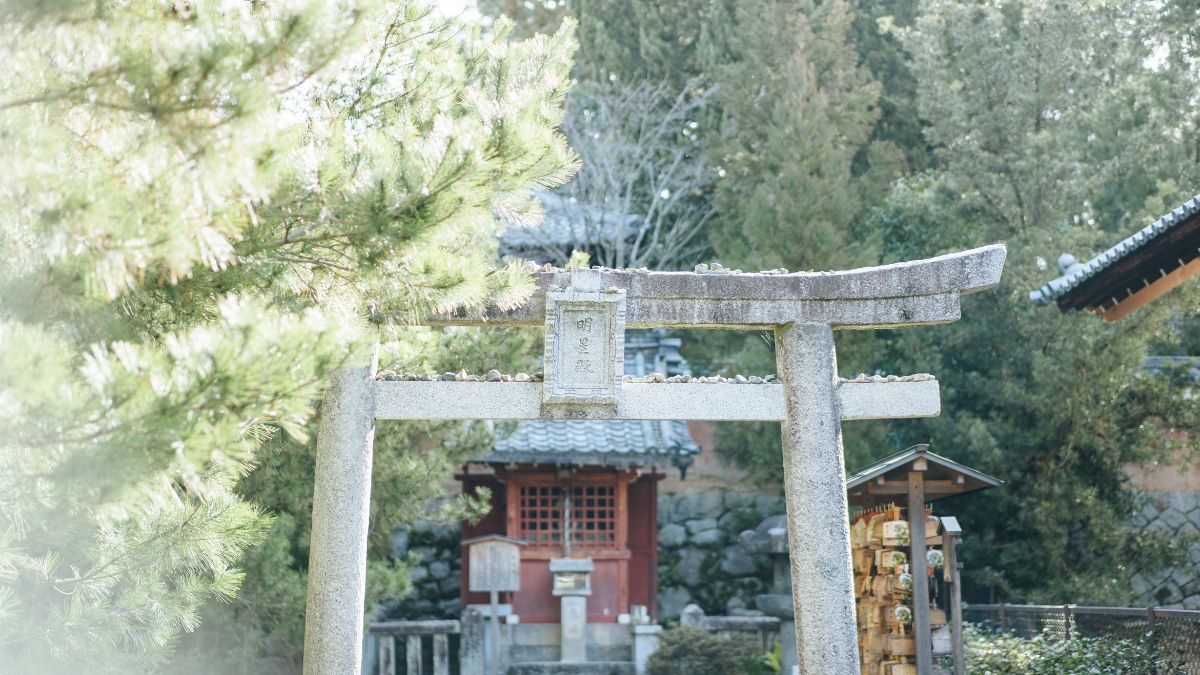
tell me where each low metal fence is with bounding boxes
[965,603,1200,673]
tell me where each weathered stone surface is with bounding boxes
[373,378,940,421]
[658,523,687,548]
[775,322,859,673]
[410,546,437,561]
[459,609,484,675]
[304,361,378,675]
[391,531,409,557]
[543,280,625,406]
[1131,491,1200,610]
[685,518,718,534]
[1161,508,1189,532]
[508,662,635,675]
[423,244,1006,328]
[755,494,784,515]
[672,492,724,520]
[756,594,794,618]
[656,491,781,619]
[675,548,711,587]
[679,604,705,627]
[1180,576,1200,598]
[659,587,693,620]
[560,595,588,662]
[723,493,755,510]
[429,561,450,579]
[724,595,748,613]
[1169,492,1194,514]
[632,624,662,675]
[691,529,724,547]
[719,545,759,577]
[739,515,789,554]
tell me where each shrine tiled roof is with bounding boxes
[489,418,698,466]
[475,330,700,467]
[1029,194,1200,312]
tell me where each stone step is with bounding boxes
[507,662,636,675]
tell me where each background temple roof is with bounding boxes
[1029,194,1200,320]
[498,191,649,264]
[475,330,699,467]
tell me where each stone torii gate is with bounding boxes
[302,244,1006,675]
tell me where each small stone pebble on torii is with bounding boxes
[376,369,936,385]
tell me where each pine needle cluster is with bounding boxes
[0,1,578,671]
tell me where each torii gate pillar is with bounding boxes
[302,244,1006,675]
[776,322,859,669]
[304,353,378,675]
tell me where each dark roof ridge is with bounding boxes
[1030,194,1200,305]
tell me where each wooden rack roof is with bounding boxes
[846,444,1002,507]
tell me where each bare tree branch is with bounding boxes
[500,78,718,270]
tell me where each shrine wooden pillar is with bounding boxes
[942,517,965,675]
[908,461,932,673]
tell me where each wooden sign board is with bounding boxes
[465,535,523,593]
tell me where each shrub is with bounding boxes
[963,624,1165,674]
[646,627,774,675]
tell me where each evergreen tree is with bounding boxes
[548,0,899,272]
[717,0,1200,603]
[703,0,896,272]
[848,0,930,172]
[878,0,1200,603]
[0,1,577,671]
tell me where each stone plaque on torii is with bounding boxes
[301,244,1006,675]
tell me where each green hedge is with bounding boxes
[646,627,775,675]
[963,624,1164,674]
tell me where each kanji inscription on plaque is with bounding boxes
[543,288,625,406]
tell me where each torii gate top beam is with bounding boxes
[425,244,1006,329]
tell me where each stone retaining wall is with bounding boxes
[655,491,781,619]
[1131,491,1200,609]
[388,522,462,619]
[385,489,1200,619]
[385,490,783,621]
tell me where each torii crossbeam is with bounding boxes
[302,244,1006,675]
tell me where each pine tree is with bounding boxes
[703,0,894,272]
[0,1,577,671]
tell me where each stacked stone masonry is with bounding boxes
[387,522,464,620]
[655,491,782,620]
[383,489,1200,624]
[1131,491,1200,610]
[383,490,782,622]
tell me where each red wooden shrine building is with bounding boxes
[457,331,698,624]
